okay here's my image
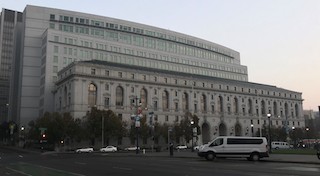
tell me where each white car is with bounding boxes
[176,145,187,150]
[100,146,117,152]
[76,147,94,153]
[124,146,140,151]
[193,145,200,151]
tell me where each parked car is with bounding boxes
[176,145,187,150]
[271,141,290,150]
[124,146,140,151]
[76,147,94,153]
[193,145,200,151]
[100,146,117,152]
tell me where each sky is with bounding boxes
[1,0,319,111]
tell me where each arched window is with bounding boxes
[284,103,289,117]
[261,100,266,115]
[64,86,67,107]
[273,101,278,116]
[200,94,207,112]
[218,96,223,113]
[162,90,169,111]
[116,86,124,106]
[182,92,189,111]
[88,83,97,107]
[295,104,299,118]
[233,97,238,113]
[248,99,253,114]
[140,88,148,109]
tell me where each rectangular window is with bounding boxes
[50,14,55,20]
[105,70,109,76]
[105,84,109,91]
[118,72,122,78]
[164,78,168,83]
[131,74,134,79]
[165,116,169,122]
[131,87,134,93]
[175,116,179,122]
[91,68,96,75]
[53,66,58,73]
[175,102,179,111]
[54,46,59,53]
[53,56,58,63]
[104,97,110,107]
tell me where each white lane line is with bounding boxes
[75,162,87,165]
[20,162,86,176]
[278,166,320,172]
[113,166,132,171]
[6,167,32,176]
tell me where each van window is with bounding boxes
[227,138,263,144]
[210,138,223,147]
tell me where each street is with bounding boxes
[1,148,320,176]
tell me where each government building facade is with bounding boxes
[2,5,304,144]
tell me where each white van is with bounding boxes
[271,141,290,150]
[198,136,269,161]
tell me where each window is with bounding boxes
[104,97,110,107]
[53,66,58,73]
[54,36,59,42]
[105,84,109,91]
[53,56,58,63]
[131,87,134,93]
[50,14,55,20]
[91,68,96,75]
[143,75,146,80]
[227,138,263,144]
[175,102,179,111]
[105,70,109,76]
[164,78,168,83]
[54,46,59,53]
[154,89,157,95]
[131,74,135,79]
[118,72,122,78]
[88,83,97,107]
[165,116,169,122]
[116,86,124,106]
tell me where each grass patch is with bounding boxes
[271,149,317,155]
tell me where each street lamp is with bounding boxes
[101,111,104,148]
[292,126,296,148]
[191,121,194,152]
[267,113,272,153]
[250,124,254,137]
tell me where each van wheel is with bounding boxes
[250,153,260,161]
[205,152,215,161]
[275,147,279,150]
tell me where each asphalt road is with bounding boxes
[1,149,319,176]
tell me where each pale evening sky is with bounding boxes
[1,0,319,111]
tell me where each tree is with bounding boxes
[27,112,82,146]
[102,110,127,145]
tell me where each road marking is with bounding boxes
[6,167,32,176]
[113,166,132,171]
[278,166,320,172]
[75,162,87,165]
[8,162,86,176]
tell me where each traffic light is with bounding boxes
[42,134,46,139]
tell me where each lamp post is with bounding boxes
[191,121,194,152]
[292,126,295,148]
[101,112,104,148]
[267,113,272,153]
[131,96,142,154]
[250,124,254,137]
